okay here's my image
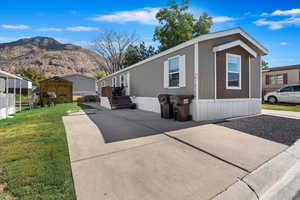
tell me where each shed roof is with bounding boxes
[60,73,96,80]
[39,76,73,83]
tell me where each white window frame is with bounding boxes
[120,74,125,87]
[226,53,242,90]
[167,55,181,88]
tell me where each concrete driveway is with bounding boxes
[63,106,288,200]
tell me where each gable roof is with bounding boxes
[39,76,73,83]
[0,70,22,79]
[263,65,300,72]
[213,40,257,57]
[99,27,268,82]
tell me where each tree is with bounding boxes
[261,60,269,69]
[16,67,46,86]
[92,30,138,75]
[95,71,107,80]
[154,0,213,51]
[123,42,157,67]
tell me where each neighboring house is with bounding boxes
[98,28,268,121]
[61,74,97,100]
[262,65,300,94]
[0,70,23,119]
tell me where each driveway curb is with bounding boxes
[212,140,300,200]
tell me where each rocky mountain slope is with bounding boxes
[0,37,104,77]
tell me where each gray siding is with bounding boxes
[198,34,263,99]
[130,45,194,97]
[99,45,195,97]
[251,56,261,98]
[63,75,96,95]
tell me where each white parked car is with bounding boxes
[264,85,300,104]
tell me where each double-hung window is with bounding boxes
[112,77,117,87]
[168,56,180,87]
[226,53,241,89]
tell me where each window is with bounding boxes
[270,74,283,85]
[280,86,293,92]
[292,85,300,92]
[226,54,241,89]
[112,77,117,87]
[168,56,180,87]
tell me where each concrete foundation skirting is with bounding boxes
[100,96,111,110]
[213,140,300,200]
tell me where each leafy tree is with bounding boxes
[95,71,107,80]
[16,67,46,86]
[261,60,269,69]
[154,0,213,51]
[123,42,157,67]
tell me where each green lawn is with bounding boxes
[262,103,300,112]
[0,103,82,200]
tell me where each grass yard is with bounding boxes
[0,103,82,200]
[262,103,300,112]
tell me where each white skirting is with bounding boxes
[130,97,161,113]
[194,98,261,121]
[100,96,111,109]
[130,96,261,121]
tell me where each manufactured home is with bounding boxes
[262,65,300,94]
[98,28,268,121]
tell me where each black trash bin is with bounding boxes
[170,95,194,121]
[158,94,174,119]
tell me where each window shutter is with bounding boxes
[179,55,186,87]
[283,73,288,84]
[266,75,270,85]
[164,61,169,88]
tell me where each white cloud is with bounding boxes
[90,7,160,25]
[272,8,300,16]
[38,28,63,32]
[280,42,288,46]
[254,17,300,30]
[0,25,29,29]
[65,26,98,31]
[212,16,236,23]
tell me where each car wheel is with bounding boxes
[268,96,277,104]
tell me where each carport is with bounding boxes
[0,70,23,119]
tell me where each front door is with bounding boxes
[120,73,130,96]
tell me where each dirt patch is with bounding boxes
[0,184,6,194]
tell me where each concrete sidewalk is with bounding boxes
[262,109,300,119]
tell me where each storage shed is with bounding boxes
[39,77,73,105]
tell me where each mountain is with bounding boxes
[0,37,105,77]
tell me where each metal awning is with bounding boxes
[0,70,22,79]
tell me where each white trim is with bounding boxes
[214,52,217,99]
[127,72,130,96]
[98,28,268,83]
[226,53,242,90]
[213,40,257,58]
[249,56,251,98]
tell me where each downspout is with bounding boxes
[194,42,199,120]
[6,77,8,118]
[214,52,217,100]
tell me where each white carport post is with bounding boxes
[19,79,22,111]
[14,78,16,112]
[5,76,8,118]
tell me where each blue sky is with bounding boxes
[0,0,299,67]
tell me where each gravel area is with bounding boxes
[218,115,300,146]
